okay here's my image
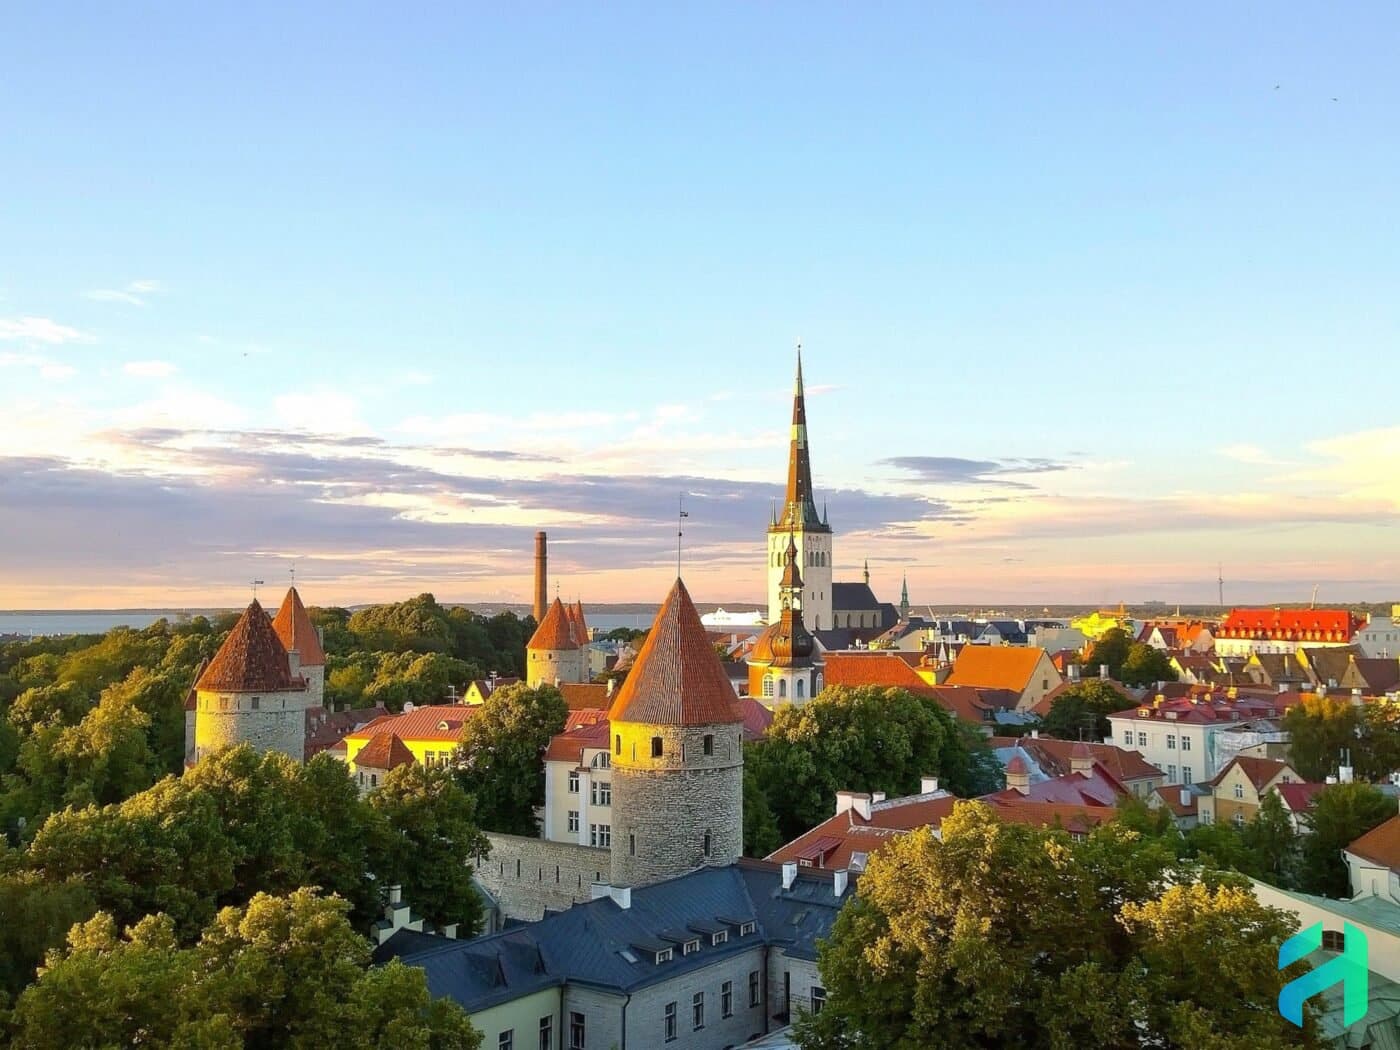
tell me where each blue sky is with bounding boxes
[2,4,1398,608]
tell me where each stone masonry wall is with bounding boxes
[626,946,769,1049]
[477,832,611,922]
[193,687,314,762]
[610,721,743,887]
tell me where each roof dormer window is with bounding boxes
[739,921,756,936]
[656,948,673,964]
[683,938,700,955]
[711,930,728,946]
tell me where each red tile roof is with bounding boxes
[1275,782,1326,814]
[985,761,1128,807]
[822,652,941,696]
[1154,785,1199,818]
[946,646,1054,693]
[981,798,1115,835]
[529,598,579,651]
[739,698,774,742]
[1347,815,1400,872]
[1220,608,1363,642]
[545,718,612,763]
[1207,756,1294,790]
[197,600,302,693]
[346,703,478,744]
[353,731,417,771]
[988,736,1163,785]
[305,705,391,759]
[270,586,325,667]
[608,578,743,727]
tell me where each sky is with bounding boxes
[2,4,1398,610]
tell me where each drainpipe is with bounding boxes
[761,943,771,1035]
[621,992,631,1049]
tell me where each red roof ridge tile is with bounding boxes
[271,586,325,667]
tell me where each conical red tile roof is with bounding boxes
[197,600,301,693]
[529,598,579,651]
[271,586,325,666]
[353,731,416,771]
[608,578,743,726]
[569,600,590,646]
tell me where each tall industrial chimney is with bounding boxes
[533,531,548,622]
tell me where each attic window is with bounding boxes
[683,938,700,955]
[438,720,450,731]
[739,921,756,936]
[711,930,728,946]
[656,948,673,964]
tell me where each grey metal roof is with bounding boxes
[385,862,848,1012]
[832,583,882,611]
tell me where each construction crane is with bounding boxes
[1311,584,1319,609]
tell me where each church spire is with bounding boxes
[778,344,825,531]
[900,574,910,621]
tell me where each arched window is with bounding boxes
[651,736,664,758]
[593,752,610,769]
[796,679,805,699]
[778,680,788,699]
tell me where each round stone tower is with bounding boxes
[526,597,587,687]
[608,577,745,888]
[193,599,312,763]
[271,585,325,707]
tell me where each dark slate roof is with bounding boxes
[831,582,882,612]
[386,861,846,1012]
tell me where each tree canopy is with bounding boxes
[454,682,568,835]
[745,686,1002,842]
[796,801,1322,1050]
[1082,629,1179,688]
[1039,679,1133,741]
[5,889,481,1049]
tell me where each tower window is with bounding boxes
[651,736,663,758]
[703,830,712,856]
[703,734,714,756]
[615,734,621,756]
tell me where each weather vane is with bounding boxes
[250,579,264,601]
[677,494,689,579]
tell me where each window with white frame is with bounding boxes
[1234,783,1244,799]
[498,1031,513,1050]
[568,771,579,793]
[568,810,579,833]
[1181,736,1191,751]
[1166,735,1176,750]
[664,1002,677,1042]
[590,823,611,848]
[591,780,611,806]
[569,1011,585,1049]
[692,991,705,1030]
[538,1017,551,1050]
[1138,732,1147,747]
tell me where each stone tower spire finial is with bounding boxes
[864,558,870,586]
[900,573,911,622]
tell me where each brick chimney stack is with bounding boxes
[533,531,548,623]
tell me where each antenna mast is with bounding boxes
[1217,563,1224,608]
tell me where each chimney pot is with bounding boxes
[920,776,940,794]
[389,885,402,906]
[833,869,849,897]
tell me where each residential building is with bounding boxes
[379,860,846,1050]
[1149,784,1207,830]
[1215,608,1365,657]
[1358,611,1400,659]
[1196,757,1303,827]
[1345,815,1400,903]
[1106,692,1291,785]
[984,743,1129,808]
[342,703,478,791]
[987,734,1165,799]
[462,676,521,705]
[945,645,1062,712]
[1276,782,1327,833]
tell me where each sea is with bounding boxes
[0,609,663,638]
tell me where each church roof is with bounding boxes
[831,582,881,611]
[608,578,744,727]
[271,586,325,666]
[773,350,828,533]
[197,599,302,693]
[528,598,579,651]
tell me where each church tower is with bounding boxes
[608,578,745,888]
[767,349,833,629]
[748,533,821,703]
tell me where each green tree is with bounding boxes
[1120,643,1178,688]
[1300,782,1395,896]
[1184,820,1253,874]
[1282,696,1361,782]
[746,686,1000,842]
[1039,679,1133,741]
[1084,628,1133,680]
[796,801,1321,1050]
[369,764,488,933]
[742,765,782,858]
[349,593,454,654]
[7,890,481,1050]
[6,681,91,733]
[1241,789,1299,886]
[454,682,568,835]
[0,870,96,1000]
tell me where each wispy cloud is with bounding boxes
[0,317,92,344]
[1217,443,1289,466]
[0,351,78,380]
[881,456,1074,488]
[123,360,178,378]
[84,279,165,307]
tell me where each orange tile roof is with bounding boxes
[1154,785,1199,818]
[353,731,417,770]
[346,703,478,744]
[822,652,941,696]
[559,682,610,710]
[608,578,743,727]
[545,718,612,763]
[270,586,325,667]
[989,736,1163,784]
[1348,815,1400,871]
[197,600,302,693]
[946,646,1053,693]
[568,600,591,646]
[528,598,579,651]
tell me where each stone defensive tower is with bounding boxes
[526,597,588,687]
[608,578,745,888]
[271,586,325,707]
[192,599,314,763]
[767,348,833,629]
